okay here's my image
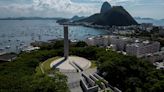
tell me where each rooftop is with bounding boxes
[0,53,17,62]
[127,40,159,47]
[110,35,130,40]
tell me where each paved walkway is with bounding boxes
[50,56,91,71]
[64,68,97,92]
[50,56,97,92]
[83,68,97,76]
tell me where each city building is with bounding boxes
[86,35,161,59]
[85,37,95,46]
[159,27,164,36]
[85,35,110,47]
[85,35,134,51]
[0,53,17,62]
[142,51,164,63]
[113,29,135,35]
[109,36,132,51]
[139,23,153,32]
[126,40,160,58]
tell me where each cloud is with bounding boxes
[0,0,163,19]
[33,0,98,14]
[0,4,33,17]
[0,0,144,18]
[0,0,100,18]
[89,0,136,4]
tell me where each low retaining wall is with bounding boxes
[93,73,109,87]
[82,73,95,87]
[80,79,98,92]
[89,74,106,89]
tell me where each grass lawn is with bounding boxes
[90,60,97,68]
[35,65,43,75]
[41,57,60,72]
[36,57,60,74]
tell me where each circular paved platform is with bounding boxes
[50,56,91,72]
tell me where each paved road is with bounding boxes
[83,68,97,76]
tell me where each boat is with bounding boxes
[0,48,4,51]
[20,42,25,45]
[71,39,78,43]
[16,39,20,42]
[5,46,11,49]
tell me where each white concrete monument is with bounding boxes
[50,26,91,72]
[64,25,69,59]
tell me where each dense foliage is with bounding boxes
[0,40,164,92]
[96,50,164,92]
[0,49,68,92]
[70,42,164,92]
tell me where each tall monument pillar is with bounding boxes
[64,25,69,59]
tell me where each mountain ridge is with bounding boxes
[100,1,112,13]
[77,3,138,26]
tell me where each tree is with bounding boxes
[151,81,164,92]
[75,41,88,47]
[97,49,164,92]
[30,73,68,92]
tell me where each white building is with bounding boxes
[85,35,161,58]
[109,36,132,51]
[85,35,133,51]
[143,51,164,63]
[126,41,160,58]
[85,35,110,47]
[22,46,40,52]
[139,23,153,32]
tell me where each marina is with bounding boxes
[0,20,109,53]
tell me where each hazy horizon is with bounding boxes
[0,0,163,19]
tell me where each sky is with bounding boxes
[0,0,163,19]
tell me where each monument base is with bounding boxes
[50,56,91,73]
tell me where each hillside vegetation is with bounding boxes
[0,41,163,92]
